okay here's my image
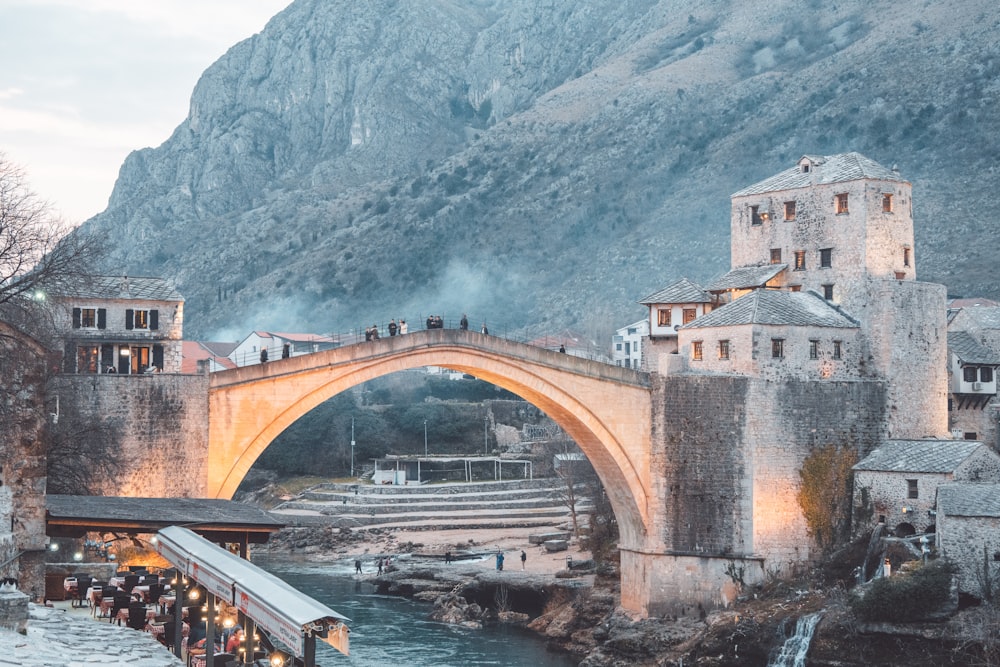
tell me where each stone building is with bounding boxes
[946,303,1000,449]
[638,277,713,370]
[852,439,1000,535]
[637,153,952,590]
[46,275,184,374]
[935,483,1000,599]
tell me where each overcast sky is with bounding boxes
[0,0,291,225]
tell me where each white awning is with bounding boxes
[156,525,350,656]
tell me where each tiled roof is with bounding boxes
[938,483,1000,518]
[639,277,712,305]
[181,341,237,372]
[681,289,857,329]
[47,275,184,302]
[705,264,787,292]
[853,439,989,473]
[948,331,1000,365]
[953,306,1000,330]
[731,153,904,197]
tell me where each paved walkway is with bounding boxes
[0,601,182,667]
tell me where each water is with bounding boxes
[767,612,822,667]
[259,560,578,667]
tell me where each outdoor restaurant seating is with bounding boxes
[71,574,92,608]
[109,590,131,624]
[126,600,148,631]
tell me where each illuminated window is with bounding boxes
[771,339,784,359]
[882,193,893,212]
[784,200,796,221]
[125,309,157,330]
[835,193,849,214]
[820,248,832,268]
[770,248,782,264]
[718,340,730,360]
[833,341,842,359]
[822,284,834,300]
[794,251,806,270]
[809,340,819,360]
[692,341,703,361]
[683,308,697,324]
[657,309,671,327]
[751,205,763,226]
[790,285,802,292]
[76,346,100,374]
[80,308,96,328]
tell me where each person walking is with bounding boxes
[354,559,362,574]
[520,550,527,570]
[495,551,504,571]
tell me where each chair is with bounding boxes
[126,600,148,630]
[212,653,236,667]
[147,583,164,606]
[123,574,140,593]
[110,590,131,624]
[73,575,93,608]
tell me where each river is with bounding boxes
[259,559,578,667]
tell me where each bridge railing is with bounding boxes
[228,315,613,368]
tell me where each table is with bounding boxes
[116,605,158,625]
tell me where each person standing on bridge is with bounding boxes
[259,347,268,364]
[460,314,469,330]
[400,320,408,334]
[481,322,489,335]
[388,319,397,336]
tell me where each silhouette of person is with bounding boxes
[460,314,469,330]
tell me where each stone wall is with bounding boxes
[937,513,1000,598]
[649,373,887,607]
[53,372,210,497]
[854,470,943,534]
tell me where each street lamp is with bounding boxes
[351,417,356,478]
[424,419,428,456]
[484,415,489,456]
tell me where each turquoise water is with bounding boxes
[261,560,578,667]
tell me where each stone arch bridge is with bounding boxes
[208,329,678,615]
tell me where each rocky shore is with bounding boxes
[260,522,999,666]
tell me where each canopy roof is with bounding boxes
[156,526,350,657]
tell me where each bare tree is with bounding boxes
[0,152,102,342]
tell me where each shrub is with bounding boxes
[850,559,956,622]
[798,443,858,551]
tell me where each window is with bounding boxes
[835,193,849,214]
[770,248,782,264]
[718,340,730,360]
[784,200,796,221]
[683,308,697,324]
[125,309,158,330]
[692,341,703,361]
[964,432,978,440]
[809,340,819,360]
[822,284,834,300]
[616,343,622,351]
[833,341,842,359]
[907,479,918,499]
[882,193,893,212]
[76,345,99,374]
[964,366,978,383]
[658,309,671,327]
[794,251,806,270]
[820,248,832,268]
[72,307,105,329]
[789,284,802,292]
[903,248,911,267]
[771,338,784,359]
[751,205,763,226]
[982,367,994,383]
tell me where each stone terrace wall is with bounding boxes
[54,373,209,497]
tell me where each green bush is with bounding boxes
[850,559,956,622]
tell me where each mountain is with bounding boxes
[78,0,1000,341]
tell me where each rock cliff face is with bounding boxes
[79,0,1000,339]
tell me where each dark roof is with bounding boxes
[938,483,1000,518]
[953,306,1000,330]
[731,153,904,197]
[47,276,184,302]
[948,331,1000,366]
[705,264,787,292]
[638,277,712,305]
[682,290,858,329]
[853,439,992,473]
[46,495,284,543]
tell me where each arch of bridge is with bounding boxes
[207,330,653,547]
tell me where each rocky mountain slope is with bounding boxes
[78,0,1000,340]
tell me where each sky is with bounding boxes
[0,0,291,225]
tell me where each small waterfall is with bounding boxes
[859,524,888,583]
[767,612,822,667]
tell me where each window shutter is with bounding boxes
[149,310,159,330]
[97,308,107,329]
[152,344,164,370]
[72,308,81,328]
[64,342,76,372]
[125,309,134,330]
[101,344,114,369]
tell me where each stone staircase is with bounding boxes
[271,478,589,532]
